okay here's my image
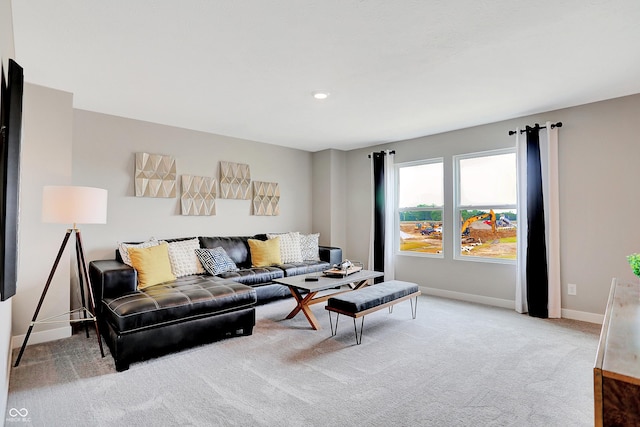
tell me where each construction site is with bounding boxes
[399,210,517,259]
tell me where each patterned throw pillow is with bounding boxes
[267,232,303,263]
[118,238,159,266]
[300,233,320,261]
[165,238,205,277]
[195,247,239,275]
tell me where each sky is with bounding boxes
[398,153,516,208]
[398,161,443,207]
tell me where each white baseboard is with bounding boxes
[11,326,72,349]
[420,286,603,324]
[561,308,604,324]
[420,286,514,309]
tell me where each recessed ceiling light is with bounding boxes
[312,91,330,100]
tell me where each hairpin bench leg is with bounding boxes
[328,311,340,336]
[411,295,418,319]
[353,316,365,345]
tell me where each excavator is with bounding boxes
[461,209,496,237]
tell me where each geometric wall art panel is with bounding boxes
[181,175,216,216]
[252,181,280,216]
[219,161,251,199]
[135,152,177,198]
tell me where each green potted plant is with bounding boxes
[627,253,640,279]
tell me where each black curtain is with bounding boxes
[372,152,385,283]
[525,126,549,318]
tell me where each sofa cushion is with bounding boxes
[199,236,252,268]
[102,275,256,332]
[248,237,282,267]
[128,243,176,289]
[327,280,419,313]
[216,266,284,286]
[195,247,239,275]
[165,238,205,277]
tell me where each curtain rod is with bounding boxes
[508,122,562,135]
[367,150,395,158]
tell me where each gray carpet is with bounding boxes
[7,295,601,427]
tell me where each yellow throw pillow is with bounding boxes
[128,242,176,289]
[248,237,282,267]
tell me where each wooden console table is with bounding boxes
[594,278,640,426]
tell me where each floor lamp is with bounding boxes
[14,186,108,367]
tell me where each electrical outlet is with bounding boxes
[568,283,577,295]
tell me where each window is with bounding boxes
[397,159,443,255]
[454,150,517,261]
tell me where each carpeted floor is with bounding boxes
[7,295,601,426]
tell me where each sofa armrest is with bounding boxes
[89,260,137,308]
[319,246,342,266]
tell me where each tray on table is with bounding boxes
[322,265,363,278]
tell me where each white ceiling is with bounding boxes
[10,0,640,152]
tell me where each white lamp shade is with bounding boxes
[42,186,108,225]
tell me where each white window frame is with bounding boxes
[395,158,444,258]
[453,148,516,264]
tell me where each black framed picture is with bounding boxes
[0,58,23,301]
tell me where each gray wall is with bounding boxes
[72,109,315,265]
[344,94,640,320]
[0,0,14,418]
[12,84,74,346]
[312,149,347,250]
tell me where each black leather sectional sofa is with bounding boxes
[89,235,342,371]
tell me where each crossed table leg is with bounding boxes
[285,278,371,330]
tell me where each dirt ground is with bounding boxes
[400,221,517,258]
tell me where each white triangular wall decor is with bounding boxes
[220,161,251,199]
[252,181,279,216]
[181,175,216,216]
[135,152,177,197]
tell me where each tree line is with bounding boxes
[400,205,517,223]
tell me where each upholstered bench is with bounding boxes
[325,280,421,344]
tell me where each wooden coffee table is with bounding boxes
[273,269,384,330]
